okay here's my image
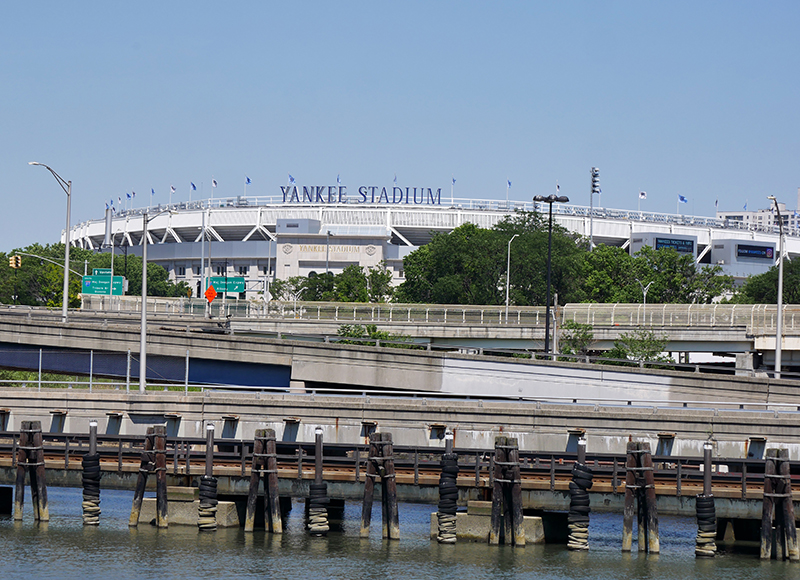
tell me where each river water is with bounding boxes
[0,488,797,580]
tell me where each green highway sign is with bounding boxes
[93,268,112,276]
[82,275,125,295]
[209,277,245,293]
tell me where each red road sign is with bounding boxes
[204,285,217,303]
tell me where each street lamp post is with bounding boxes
[139,209,173,392]
[140,210,150,392]
[533,194,570,355]
[768,195,784,379]
[325,230,332,275]
[505,234,519,322]
[29,162,71,323]
[636,279,654,324]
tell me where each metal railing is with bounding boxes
[75,297,800,335]
[0,430,786,500]
[69,196,800,241]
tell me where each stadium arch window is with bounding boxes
[238,266,248,275]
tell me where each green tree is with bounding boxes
[396,212,586,306]
[269,276,305,301]
[334,265,368,302]
[581,245,733,304]
[560,320,595,357]
[600,328,672,367]
[367,262,394,303]
[300,272,335,301]
[0,242,190,307]
[729,257,800,304]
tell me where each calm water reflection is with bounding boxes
[0,488,796,579]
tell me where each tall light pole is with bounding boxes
[636,279,653,324]
[768,195,784,379]
[140,209,174,392]
[589,168,600,250]
[29,162,71,323]
[505,234,519,322]
[325,230,332,275]
[533,194,569,354]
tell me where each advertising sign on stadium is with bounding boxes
[736,244,774,260]
[655,237,695,253]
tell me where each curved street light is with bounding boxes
[768,195,784,379]
[636,279,654,323]
[140,208,176,392]
[29,162,71,323]
[533,194,570,354]
[505,234,519,322]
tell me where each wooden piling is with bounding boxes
[622,442,636,552]
[154,425,168,528]
[641,442,659,554]
[244,429,265,532]
[129,427,154,527]
[760,453,775,559]
[14,421,49,522]
[30,423,49,521]
[508,438,525,546]
[360,434,377,538]
[264,429,282,534]
[13,422,29,521]
[489,436,505,545]
[779,450,799,561]
[382,433,400,540]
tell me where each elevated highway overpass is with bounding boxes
[79,297,800,368]
[1,305,799,403]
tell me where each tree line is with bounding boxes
[0,243,189,308]
[0,210,792,308]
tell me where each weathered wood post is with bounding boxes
[695,441,716,557]
[129,427,155,526]
[507,438,525,546]
[360,433,378,537]
[489,436,506,545]
[30,421,49,521]
[197,423,218,531]
[244,429,265,532]
[360,432,399,540]
[307,427,329,535]
[382,432,400,540]
[264,429,282,533]
[622,441,658,553]
[13,421,30,521]
[761,451,776,559]
[778,450,799,561]
[153,425,168,528]
[761,448,799,561]
[14,421,50,522]
[621,442,637,551]
[489,435,524,547]
[81,420,102,525]
[641,442,660,554]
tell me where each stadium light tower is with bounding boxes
[589,167,600,250]
[29,162,72,323]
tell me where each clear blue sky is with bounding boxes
[2,1,799,251]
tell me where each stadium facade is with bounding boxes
[66,185,800,299]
